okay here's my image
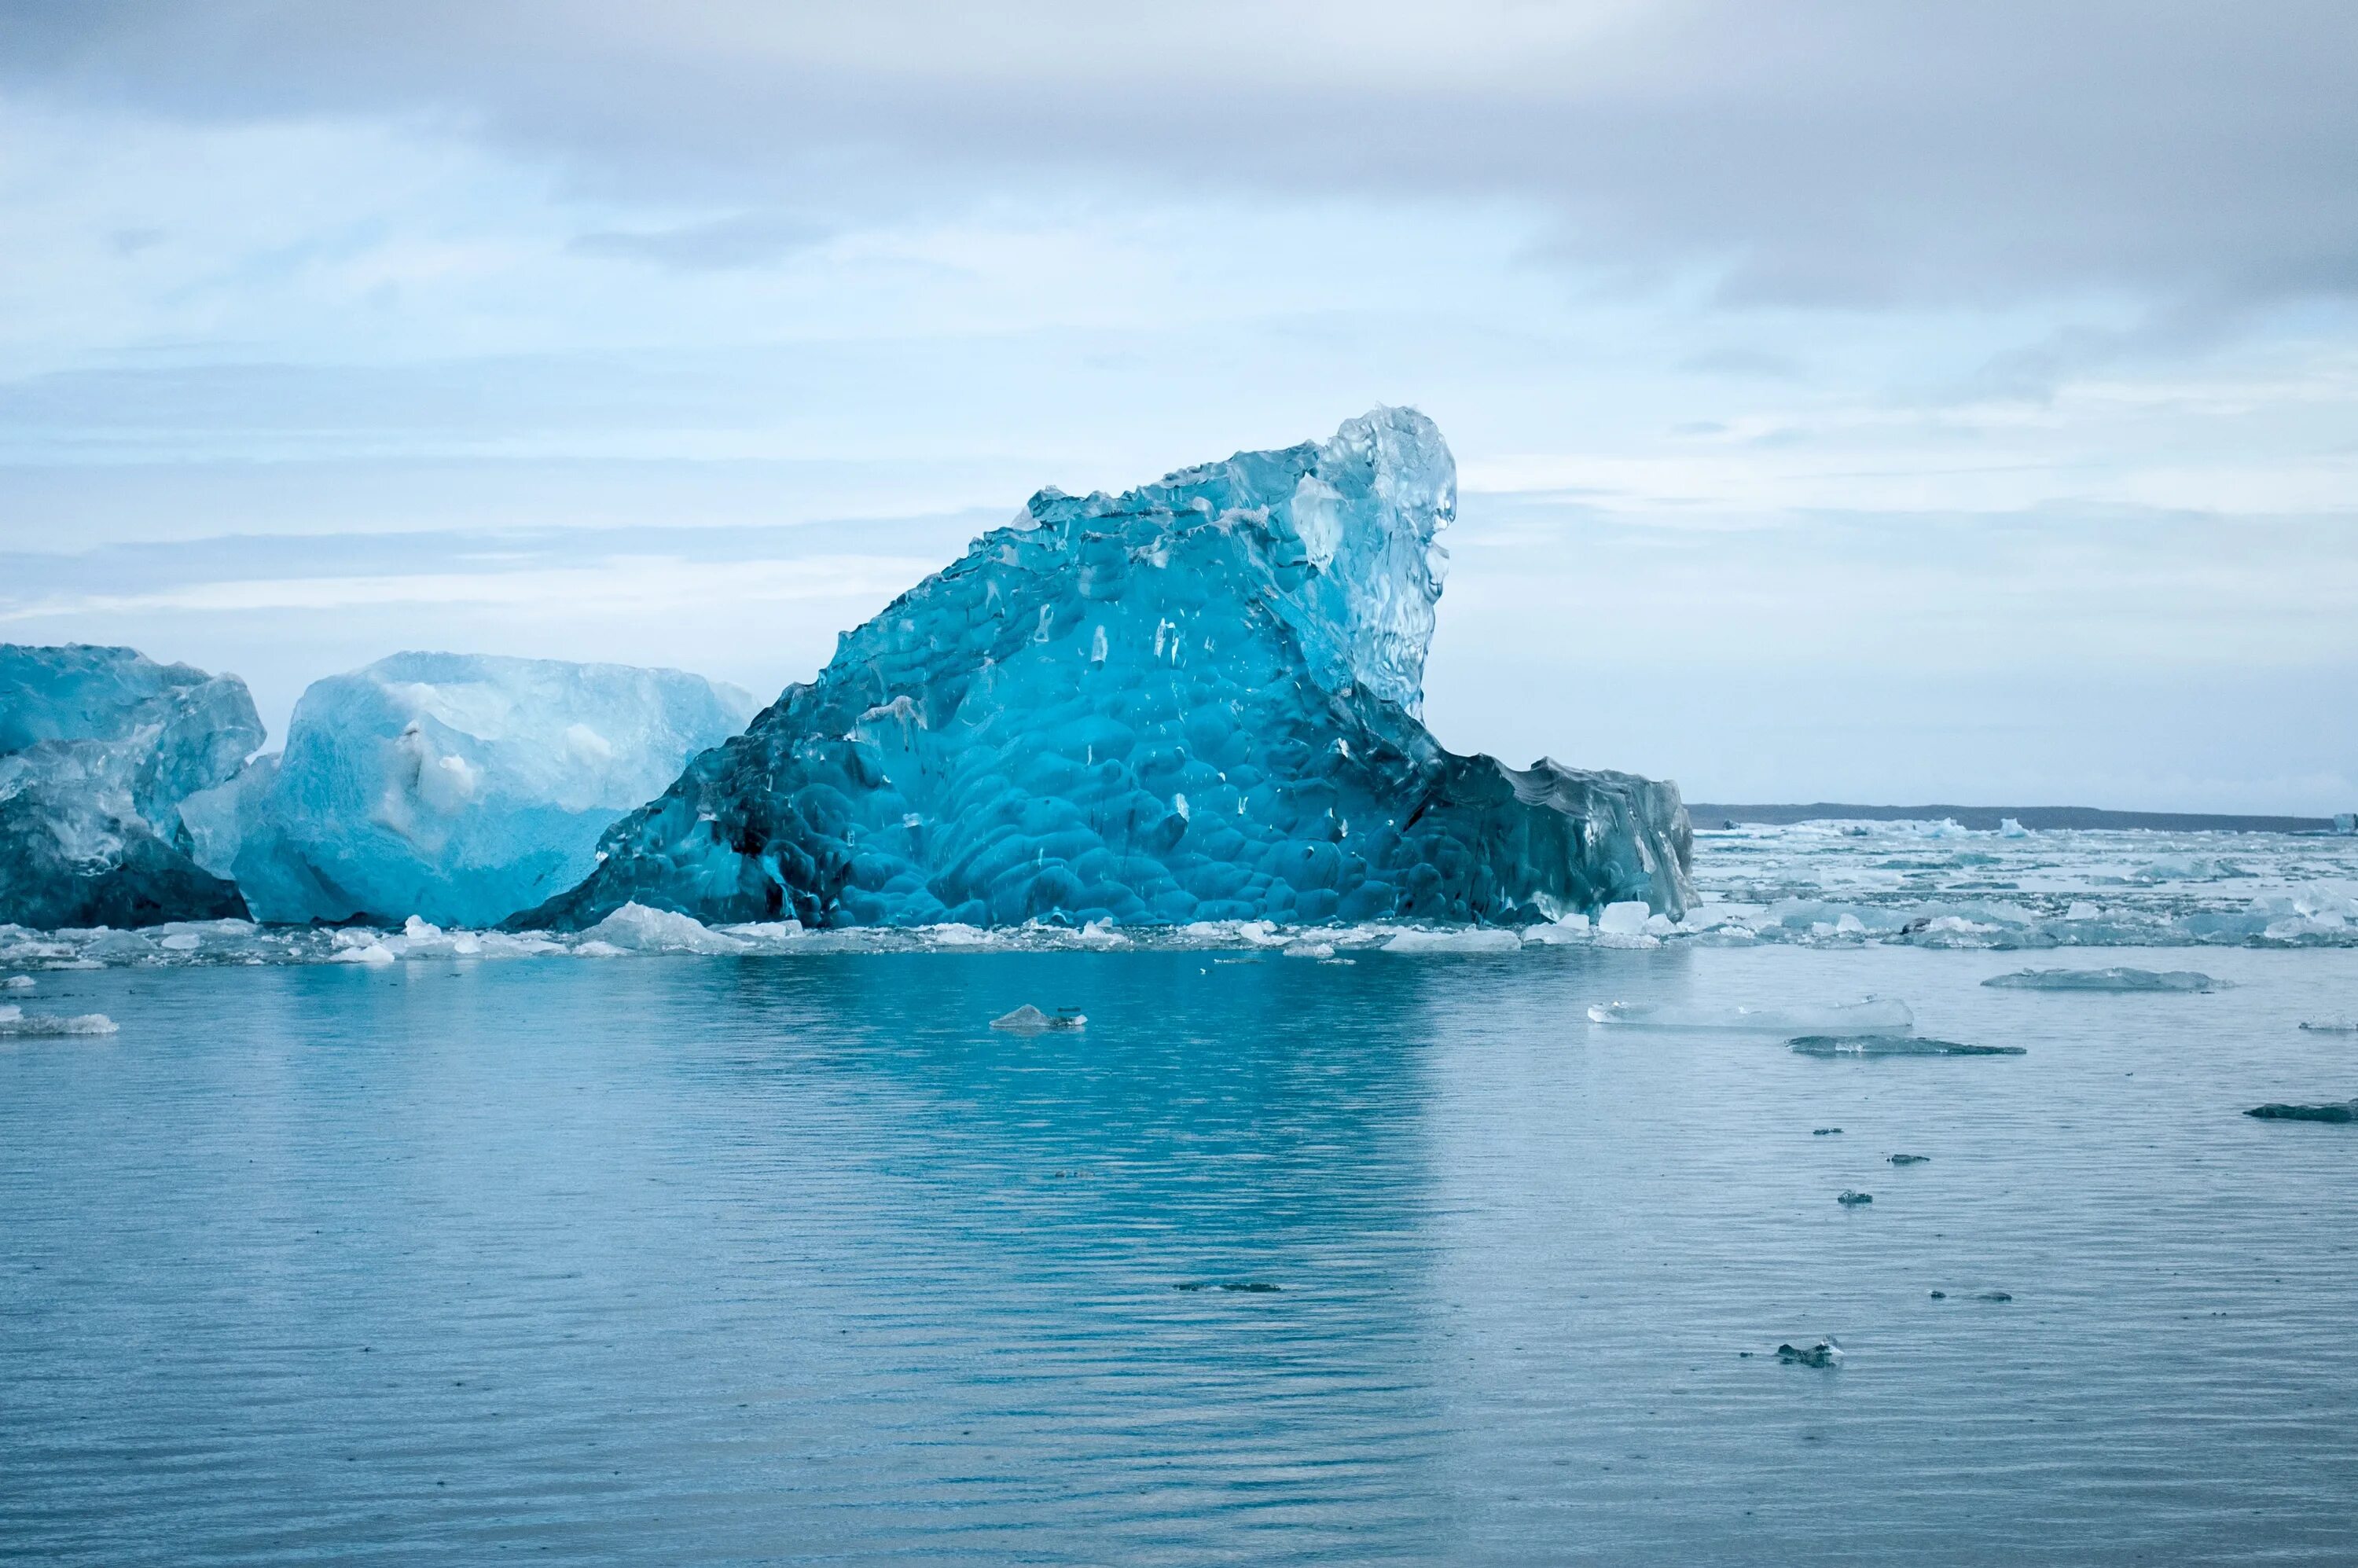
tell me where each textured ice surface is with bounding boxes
[1,644,261,927]
[1587,997,1915,1033]
[523,409,1693,931]
[1982,967,2215,992]
[193,654,757,928]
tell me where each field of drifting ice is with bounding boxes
[3,817,2353,969]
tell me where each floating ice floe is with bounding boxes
[1776,1338,1843,1367]
[1587,997,1915,1034]
[2298,1018,2358,1034]
[1789,1035,2024,1057]
[0,1003,118,1037]
[1382,927,1522,954]
[990,1004,1087,1033]
[2246,1100,2357,1123]
[1982,967,2216,993]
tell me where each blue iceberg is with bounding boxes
[189,653,757,928]
[521,408,1692,931]
[1,643,262,927]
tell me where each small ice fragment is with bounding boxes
[1597,901,1651,935]
[1283,941,1335,959]
[579,902,751,955]
[1588,997,1913,1034]
[159,933,200,952]
[1776,1339,1843,1368]
[0,1005,119,1037]
[990,1004,1087,1033]
[3,975,32,991]
[2065,902,2100,921]
[2297,1018,2358,1034]
[1791,1035,2025,1057]
[1382,928,1522,954]
[1982,967,2214,992]
[2000,817,2029,837]
[1888,1153,1930,1165]
[1837,1190,1873,1206]
[2245,1100,2357,1122]
[330,942,397,967]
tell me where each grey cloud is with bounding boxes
[3,2,2356,311]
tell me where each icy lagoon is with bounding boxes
[6,826,2358,1564]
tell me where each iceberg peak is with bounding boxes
[519,409,1688,932]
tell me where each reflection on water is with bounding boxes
[5,946,2358,1563]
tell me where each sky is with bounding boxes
[1,2,2353,813]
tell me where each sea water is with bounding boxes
[5,831,2358,1563]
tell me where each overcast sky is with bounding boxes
[2,2,2353,812]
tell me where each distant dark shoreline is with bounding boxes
[1687,802,2341,835]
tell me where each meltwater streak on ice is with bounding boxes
[6,946,2358,1564]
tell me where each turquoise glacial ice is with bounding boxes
[0,643,261,927]
[189,653,757,928]
[523,408,1692,931]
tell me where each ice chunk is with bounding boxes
[3,975,31,990]
[518,409,1693,932]
[1597,900,1651,935]
[195,653,756,927]
[1776,1339,1843,1368]
[578,901,752,955]
[2246,1100,2358,1122]
[2298,1018,2358,1034]
[1982,967,2215,992]
[1588,997,1915,1033]
[0,1003,119,1036]
[1,644,261,927]
[1837,1189,1873,1206]
[1789,1034,2025,1057]
[1383,927,1522,954]
[990,1004,1087,1032]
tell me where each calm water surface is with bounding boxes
[6,945,2357,1563]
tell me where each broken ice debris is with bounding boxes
[2298,1018,2357,1034]
[1837,1190,1873,1206]
[990,1004,1088,1033]
[2245,1100,2358,1123]
[1,643,260,927]
[1586,997,1912,1033]
[1776,1339,1843,1367]
[1982,967,2214,992]
[1790,1035,2025,1057]
[0,1004,118,1037]
[516,409,1693,932]
[3,975,31,991]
